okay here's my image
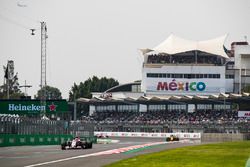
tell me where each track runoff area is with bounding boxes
[0,136,200,167]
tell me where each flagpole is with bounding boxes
[6,64,9,99]
[7,72,9,99]
[4,64,9,99]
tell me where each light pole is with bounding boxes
[40,22,48,118]
[19,80,32,96]
[29,21,48,119]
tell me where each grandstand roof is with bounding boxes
[140,34,229,59]
[77,93,250,105]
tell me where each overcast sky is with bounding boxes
[0,0,250,99]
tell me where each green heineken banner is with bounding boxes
[0,100,68,114]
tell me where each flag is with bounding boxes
[4,65,8,79]
[12,73,19,88]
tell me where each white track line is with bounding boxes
[24,141,169,167]
[24,153,96,167]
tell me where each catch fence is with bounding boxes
[0,114,94,137]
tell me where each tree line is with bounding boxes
[0,74,119,100]
[69,76,119,101]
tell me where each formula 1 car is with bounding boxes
[61,137,93,150]
[166,135,179,142]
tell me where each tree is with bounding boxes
[35,85,62,100]
[0,72,24,99]
[69,76,119,101]
[68,76,119,117]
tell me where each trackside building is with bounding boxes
[140,34,250,95]
[78,34,250,113]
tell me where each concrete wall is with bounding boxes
[201,133,250,142]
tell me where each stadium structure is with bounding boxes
[77,34,250,134]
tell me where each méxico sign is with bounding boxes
[157,80,206,91]
[0,100,68,114]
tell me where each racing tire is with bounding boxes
[87,142,92,149]
[61,143,66,150]
[81,143,86,149]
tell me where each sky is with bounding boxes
[0,0,250,99]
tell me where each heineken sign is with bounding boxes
[0,100,68,114]
[9,104,46,111]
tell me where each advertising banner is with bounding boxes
[94,131,201,139]
[145,78,224,94]
[0,100,68,115]
[238,111,250,118]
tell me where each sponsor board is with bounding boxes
[238,111,250,118]
[157,80,206,92]
[144,78,225,94]
[0,100,68,114]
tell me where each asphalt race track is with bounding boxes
[0,137,201,167]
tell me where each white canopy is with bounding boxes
[141,34,229,59]
[77,93,249,103]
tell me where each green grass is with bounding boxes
[105,141,250,167]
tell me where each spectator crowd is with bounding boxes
[81,109,247,126]
[147,52,224,65]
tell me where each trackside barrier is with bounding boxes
[80,136,97,144]
[0,134,73,147]
[0,134,97,147]
[94,132,201,139]
[201,133,250,142]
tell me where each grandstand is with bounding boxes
[77,34,250,134]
